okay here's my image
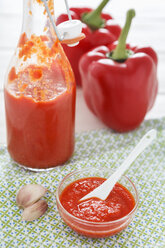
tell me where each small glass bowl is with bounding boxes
[56,167,139,238]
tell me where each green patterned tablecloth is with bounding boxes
[0,118,165,248]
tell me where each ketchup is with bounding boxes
[5,33,76,169]
[4,85,75,169]
[60,177,135,222]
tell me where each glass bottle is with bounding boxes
[4,0,76,170]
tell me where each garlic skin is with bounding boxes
[22,199,48,221]
[16,184,47,208]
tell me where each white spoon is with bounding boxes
[79,129,157,202]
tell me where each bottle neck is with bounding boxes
[22,0,55,38]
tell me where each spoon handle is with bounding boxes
[80,129,157,202]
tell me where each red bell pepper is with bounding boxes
[56,0,121,86]
[79,9,158,132]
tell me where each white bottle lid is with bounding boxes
[57,20,83,47]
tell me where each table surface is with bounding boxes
[0,0,165,144]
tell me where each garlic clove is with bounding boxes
[16,184,47,208]
[22,199,48,221]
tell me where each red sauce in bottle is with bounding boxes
[5,33,76,169]
[5,86,75,169]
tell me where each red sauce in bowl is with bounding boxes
[57,176,137,237]
[60,177,135,223]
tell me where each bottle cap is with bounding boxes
[57,20,82,47]
[41,0,85,46]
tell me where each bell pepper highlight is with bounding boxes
[82,0,111,30]
[79,9,158,132]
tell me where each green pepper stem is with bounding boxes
[82,0,111,30]
[91,0,110,15]
[112,9,135,61]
